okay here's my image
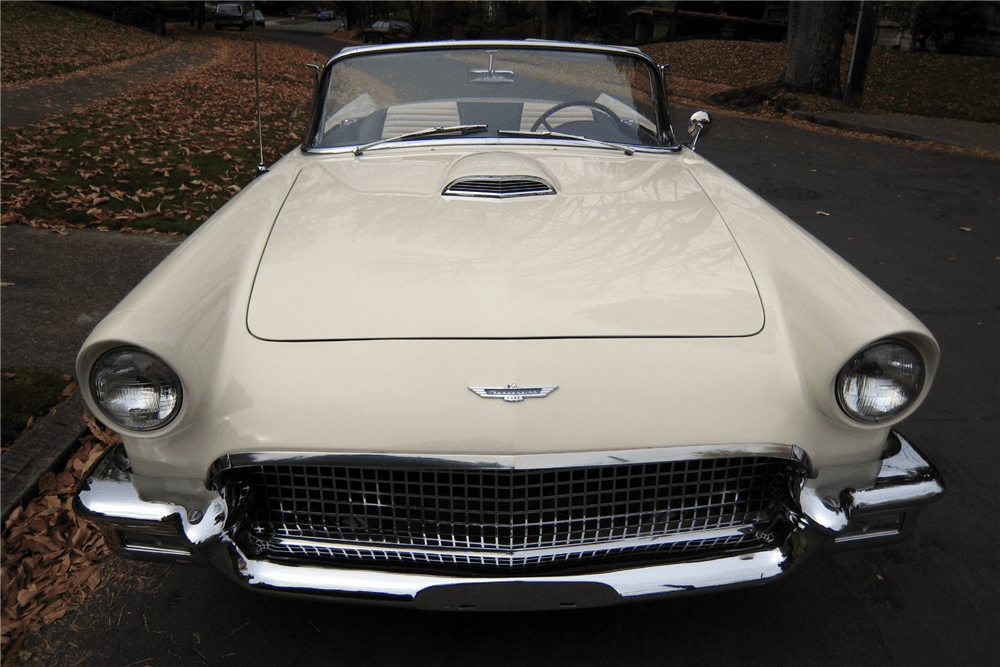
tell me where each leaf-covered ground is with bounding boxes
[644,39,1000,123]
[0,2,171,88]
[1,26,324,236]
[1,418,118,660]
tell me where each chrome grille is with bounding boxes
[225,456,791,575]
[443,176,555,198]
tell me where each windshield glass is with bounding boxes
[314,46,663,150]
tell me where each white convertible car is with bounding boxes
[76,41,944,610]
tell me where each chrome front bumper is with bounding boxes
[74,432,944,611]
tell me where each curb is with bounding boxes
[791,111,951,147]
[1,388,89,523]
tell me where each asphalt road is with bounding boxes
[13,27,1000,667]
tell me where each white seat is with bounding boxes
[382,101,461,138]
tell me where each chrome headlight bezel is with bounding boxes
[836,339,925,424]
[89,347,183,431]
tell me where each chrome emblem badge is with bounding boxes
[469,383,558,402]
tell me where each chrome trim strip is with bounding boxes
[323,39,662,75]
[263,525,750,561]
[123,544,193,557]
[833,529,901,544]
[208,443,810,478]
[304,138,682,157]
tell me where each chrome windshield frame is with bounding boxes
[302,39,678,153]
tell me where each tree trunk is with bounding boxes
[780,1,850,98]
[844,1,882,108]
[542,2,573,41]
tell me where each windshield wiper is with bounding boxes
[498,129,634,156]
[354,125,488,156]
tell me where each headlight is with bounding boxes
[837,340,924,423]
[90,347,182,431]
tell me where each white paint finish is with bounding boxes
[247,147,764,340]
[76,143,937,493]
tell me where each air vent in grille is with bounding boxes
[443,176,555,198]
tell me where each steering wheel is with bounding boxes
[530,101,624,132]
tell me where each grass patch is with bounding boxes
[1,368,73,449]
[1,2,171,86]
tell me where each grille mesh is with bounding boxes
[225,456,790,575]
[443,177,555,198]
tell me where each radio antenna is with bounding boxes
[251,2,267,174]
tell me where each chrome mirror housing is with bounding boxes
[687,110,713,150]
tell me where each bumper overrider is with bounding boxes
[74,432,944,611]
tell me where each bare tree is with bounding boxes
[780,1,851,98]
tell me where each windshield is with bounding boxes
[312,46,664,150]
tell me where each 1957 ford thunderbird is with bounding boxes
[75,40,944,611]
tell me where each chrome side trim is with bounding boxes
[208,442,811,479]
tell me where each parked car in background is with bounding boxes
[318,9,335,22]
[245,8,265,28]
[361,19,413,43]
[214,3,246,30]
[75,40,944,611]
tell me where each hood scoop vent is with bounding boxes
[443,176,555,199]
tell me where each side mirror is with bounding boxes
[687,111,712,150]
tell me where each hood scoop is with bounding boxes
[439,152,558,199]
[443,175,555,198]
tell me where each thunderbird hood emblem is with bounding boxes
[469,383,558,402]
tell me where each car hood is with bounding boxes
[247,149,764,340]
